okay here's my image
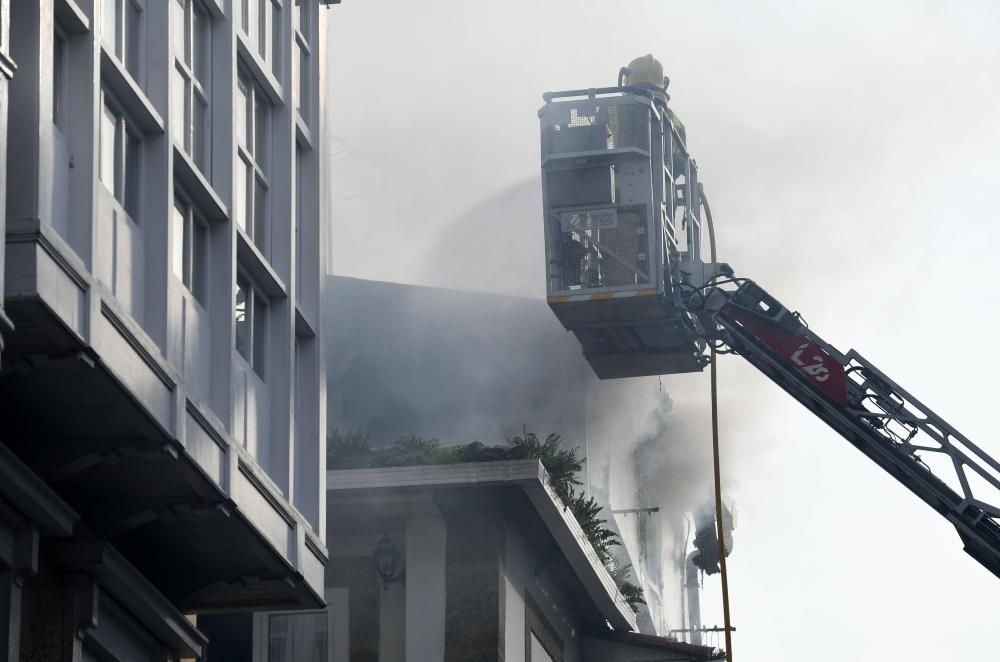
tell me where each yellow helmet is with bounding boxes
[624,54,665,88]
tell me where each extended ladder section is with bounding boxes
[694,279,1000,578]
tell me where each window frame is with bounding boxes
[103,0,145,84]
[294,146,303,302]
[270,0,282,77]
[235,66,272,256]
[53,23,69,130]
[252,587,345,662]
[99,88,143,221]
[295,0,310,37]
[172,190,210,306]
[240,0,282,74]
[235,270,268,378]
[172,0,212,175]
[293,8,310,124]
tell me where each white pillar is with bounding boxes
[0,569,22,662]
[379,580,405,662]
[404,517,446,662]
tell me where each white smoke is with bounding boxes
[323,0,1000,657]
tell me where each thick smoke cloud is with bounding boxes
[323,1,1000,658]
[325,276,591,445]
[324,274,712,635]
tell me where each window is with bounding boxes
[100,92,142,219]
[295,147,303,301]
[525,595,562,662]
[103,0,144,83]
[296,45,307,118]
[53,27,68,129]
[236,69,271,255]
[172,194,209,304]
[241,0,281,76]
[235,273,267,377]
[295,0,309,35]
[293,0,310,121]
[268,612,327,662]
[171,0,212,173]
[253,589,346,662]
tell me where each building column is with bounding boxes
[404,517,446,662]
[378,581,404,662]
[443,515,502,662]
[0,519,39,662]
[0,568,24,662]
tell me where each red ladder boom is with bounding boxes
[694,278,1000,578]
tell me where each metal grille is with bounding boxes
[545,165,614,209]
[543,102,651,157]
[606,104,650,151]
[553,204,651,291]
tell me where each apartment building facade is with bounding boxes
[0,0,333,658]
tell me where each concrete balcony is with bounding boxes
[1,220,326,611]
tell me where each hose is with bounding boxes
[701,184,734,661]
[618,67,630,87]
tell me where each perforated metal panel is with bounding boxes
[541,94,661,296]
[540,87,711,379]
[543,102,651,159]
[553,204,651,290]
[606,104,651,151]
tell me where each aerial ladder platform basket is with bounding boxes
[539,86,712,379]
[538,68,1000,582]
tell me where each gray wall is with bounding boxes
[325,275,591,446]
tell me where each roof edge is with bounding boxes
[327,458,544,491]
[523,471,638,632]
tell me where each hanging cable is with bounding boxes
[700,184,734,661]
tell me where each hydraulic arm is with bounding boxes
[689,278,1000,578]
[538,60,1000,581]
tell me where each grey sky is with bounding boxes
[325,1,1000,658]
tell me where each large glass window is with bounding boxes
[172,0,212,174]
[241,0,281,76]
[295,0,309,35]
[268,612,327,662]
[235,273,267,377]
[172,194,209,304]
[53,27,68,130]
[100,92,142,220]
[235,69,271,255]
[295,147,303,302]
[254,588,345,662]
[235,275,250,358]
[103,0,144,83]
[293,0,310,122]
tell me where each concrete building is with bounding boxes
[324,276,720,643]
[0,0,333,658]
[206,459,724,661]
[195,277,725,659]
[0,0,13,366]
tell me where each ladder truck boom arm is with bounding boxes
[693,277,1000,578]
[537,70,1000,580]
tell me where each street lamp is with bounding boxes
[372,533,405,590]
